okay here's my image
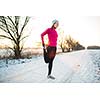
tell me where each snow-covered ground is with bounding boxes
[0,50,100,83]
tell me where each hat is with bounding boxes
[52,19,59,25]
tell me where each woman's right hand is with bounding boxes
[42,44,45,49]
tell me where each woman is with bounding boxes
[41,19,59,79]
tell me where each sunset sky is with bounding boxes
[0,16,100,48]
[24,16,100,48]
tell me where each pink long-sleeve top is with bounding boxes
[41,28,58,47]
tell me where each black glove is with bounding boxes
[42,44,45,49]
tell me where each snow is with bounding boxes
[0,50,100,83]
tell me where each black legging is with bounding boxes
[48,58,54,75]
[47,46,57,76]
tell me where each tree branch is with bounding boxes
[2,16,17,44]
[7,16,18,36]
[20,16,30,36]
[15,16,20,29]
[19,35,29,42]
[0,26,8,33]
[0,35,13,40]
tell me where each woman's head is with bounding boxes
[52,19,59,29]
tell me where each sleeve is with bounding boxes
[41,28,49,44]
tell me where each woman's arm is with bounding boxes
[41,28,49,47]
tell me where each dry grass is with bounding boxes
[0,48,63,59]
[0,48,42,59]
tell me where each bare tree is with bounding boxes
[58,28,67,52]
[65,35,85,51]
[65,35,77,52]
[0,16,30,59]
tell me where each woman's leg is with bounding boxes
[47,46,57,77]
[48,58,54,76]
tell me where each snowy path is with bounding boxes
[0,50,99,83]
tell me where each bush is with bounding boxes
[73,42,85,50]
[87,46,100,49]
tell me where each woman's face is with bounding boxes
[53,22,59,29]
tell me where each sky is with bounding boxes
[0,16,100,48]
[0,0,100,48]
[24,16,100,48]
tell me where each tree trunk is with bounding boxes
[67,48,70,52]
[14,49,21,59]
[14,42,21,59]
[60,43,65,52]
[61,48,65,52]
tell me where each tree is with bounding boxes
[87,46,100,49]
[0,16,30,59]
[73,42,85,50]
[65,35,77,52]
[58,28,67,52]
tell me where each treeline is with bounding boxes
[87,46,100,49]
[59,35,85,52]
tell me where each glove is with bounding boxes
[42,43,45,49]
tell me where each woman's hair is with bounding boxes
[52,19,59,25]
[51,24,55,29]
[51,19,59,29]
